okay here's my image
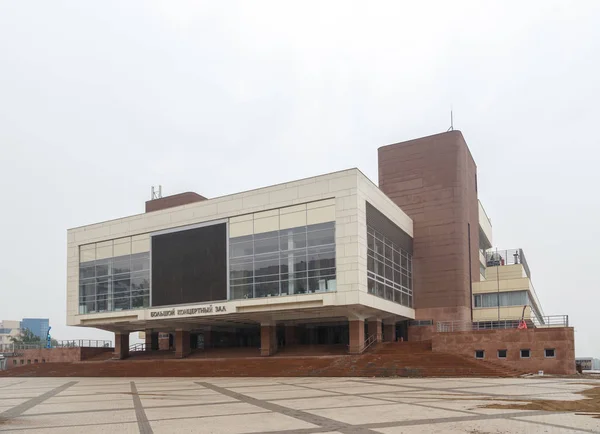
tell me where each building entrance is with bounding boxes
[294,321,349,346]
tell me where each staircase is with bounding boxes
[317,341,525,377]
[0,340,525,378]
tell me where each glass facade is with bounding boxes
[474,290,528,308]
[229,222,336,299]
[21,318,49,340]
[79,252,150,314]
[474,290,543,322]
[367,225,413,307]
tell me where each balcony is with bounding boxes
[486,248,531,278]
[478,201,493,249]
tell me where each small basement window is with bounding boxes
[13,360,17,365]
[42,359,46,363]
[545,348,555,358]
[475,350,485,359]
[20,360,24,365]
[34,359,38,364]
[498,349,507,359]
[27,360,31,364]
[520,349,531,358]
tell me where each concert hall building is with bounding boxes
[66,131,572,366]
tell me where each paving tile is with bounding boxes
[1,377,599,434]
[238,388,340,400]
[4,409,137,431]
[0,422,140,433]
[373,417,589,433]
[274,394,390,410]
[145,401,269,421]
[514,412,600,432]
[23,398,135,415]
[149,411,317,433]
[307,402,465,424]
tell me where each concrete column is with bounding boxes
[158,333,170,350]
[144,330,159,351]
[285,325,296,346]
[368,319,383,342]
[260,325,278,356]
[175,329,191,358]
[203,330,212,349]
[348,320,365,354]
[383,323,396,342]
[113,332,129,360]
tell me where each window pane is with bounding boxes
[80,280,95,297]
[374,237,384,256]
[95,260,110,277]
[96,295,108,312]
[255,281,279,298]
[96,277,110,295]
[131,272,149,290]
[113,277,130,296]
[385,244,393,261]
[80,264,95,279]
[307,229,334,247]
[254,235,279,255]
[131,254,149,272]
[115,296,131,311]
[291,278,307,294]
[280,228,306,250]
[385,265,393,280]
[230,240,254,258]
[112,258,130,275]
[254,255,279,276]
[232,284,253,299]
[230,259,254,280]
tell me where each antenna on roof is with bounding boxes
[447,107,454,132]
[151,185,163,200]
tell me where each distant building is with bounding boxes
[21,318,50,340]
[0,318,50,346]
[576,357,600,372]
[0,320,22,346]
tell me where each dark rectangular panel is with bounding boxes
[152,223,227,306]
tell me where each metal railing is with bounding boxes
[361,334,378,354]
[129,343,146,352]
[0,340,112,352]
[53,340,113,348]
[437,315,569,332]
[486,248,531,278]
[408,320,433,327]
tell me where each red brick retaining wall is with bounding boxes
[5,347,113,369]
[432,327,575,375]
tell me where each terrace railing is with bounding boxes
[0,340,112,352]
[486,248,531,278]
[437,315,569,332]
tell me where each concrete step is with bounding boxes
[0,345,525,378]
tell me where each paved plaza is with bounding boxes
[0,377,599,433]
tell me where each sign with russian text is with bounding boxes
[149,304,227,318]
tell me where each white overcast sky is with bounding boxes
[1,1,598,356]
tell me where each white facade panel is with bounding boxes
[67,169,415,328]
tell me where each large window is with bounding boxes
[229,222,335,299]
[79,252,150,314]
[367,226,413,307]
[474,291,528,308]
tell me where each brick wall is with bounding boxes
[432,327,575,375]
[379,131,479,323]
[6,347,113,368]
[408,325,435,342]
